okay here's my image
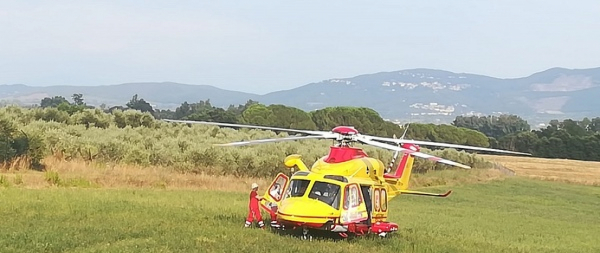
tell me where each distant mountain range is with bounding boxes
[2,67,600,127]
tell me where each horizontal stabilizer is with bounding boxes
[398,189,452,197]
[383,174,401,179]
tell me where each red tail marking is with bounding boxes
[393,143,420,178]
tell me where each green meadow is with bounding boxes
[1,178,599,253]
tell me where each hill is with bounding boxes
[259,67,600,125]
[2,67,600,125]
[0,82,259,110]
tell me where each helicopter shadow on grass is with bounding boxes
[217,213,400,242]
[264,220,401,243]
[267,226,346,242]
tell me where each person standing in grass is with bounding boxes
[245,183,265,229]
[268,183,282,228]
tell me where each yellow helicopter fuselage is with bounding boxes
[162,121,524,238]
[261,146,404,236]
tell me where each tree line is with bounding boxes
[453,115,600,161]
[39,94,492,143]
[4,93,600,171]
[0,104,491,177]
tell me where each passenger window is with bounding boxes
[381,188,387,211]
[374,188,381,212]
[349,187,358,207]
[343,184,362,210]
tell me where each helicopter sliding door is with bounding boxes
[340,183,369,225]
[360,185,372,225]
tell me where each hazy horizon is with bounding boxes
[2,1,599,95]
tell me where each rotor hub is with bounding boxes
[331,126,358,135]
[331,126,359,145]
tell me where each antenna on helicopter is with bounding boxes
[400,123,410,139]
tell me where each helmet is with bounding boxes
[252,183,259,189]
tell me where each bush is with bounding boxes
[0,107,493,177]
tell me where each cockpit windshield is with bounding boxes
[285,179,310,198]
[307,181,341,210]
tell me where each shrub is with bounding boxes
[1,107,494,178]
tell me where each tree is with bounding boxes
[40,96,69,108]
[310,107,402,136]
[496,131,539,154]
[0,115,44,168]
[126,94,155,115]
[267,104,317,130]
[405,123,490,148]
[240,104,276,126]
[452,114,530,139]
[72,93,84,106]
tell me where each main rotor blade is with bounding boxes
[214,135,334,147]
[364,136,531,156]
[163,119,328,136]
[357,137,471,169]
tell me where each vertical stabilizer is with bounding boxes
[396,143,420,190]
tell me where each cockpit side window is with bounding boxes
[307,181,341,210]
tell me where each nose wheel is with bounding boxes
[301,228,313,241]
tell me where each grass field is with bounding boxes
[1,155,600,252]
[1,178,600,252]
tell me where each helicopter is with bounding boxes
[164,119,530,239]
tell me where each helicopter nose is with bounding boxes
[277,197,338,225]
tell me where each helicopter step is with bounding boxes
[370,221,399,237]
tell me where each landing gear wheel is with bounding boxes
[301,228,313,241]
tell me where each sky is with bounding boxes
[1,0,599,95]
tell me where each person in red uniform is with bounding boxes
[267,183,282,228]
[245,183,265,229]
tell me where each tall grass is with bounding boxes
[0,157,504,191]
